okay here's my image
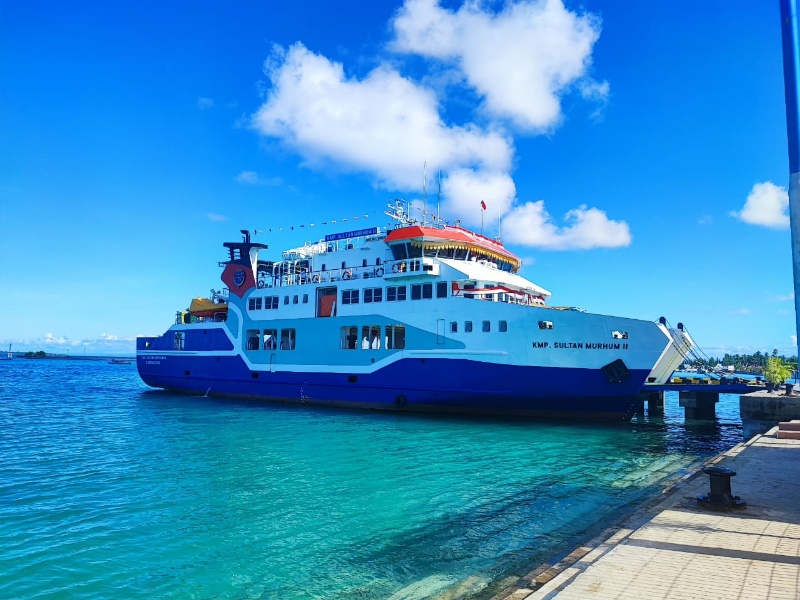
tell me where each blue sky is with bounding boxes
[0,0,794,358]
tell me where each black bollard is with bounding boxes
[697,466,746,510]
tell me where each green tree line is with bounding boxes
[691,350,798,372]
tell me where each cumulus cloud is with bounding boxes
[442,169,516,221]
[501,201,631,249]
[249,0,621,250]
[42,333,70,345]
[252,43,512,191]
[390,0,606,131]
[731,181,789,229]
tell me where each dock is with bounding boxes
[493,423,800,600]
[638,375,769,419]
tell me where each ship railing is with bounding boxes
[384,258,439,278]
[255,265,389,287]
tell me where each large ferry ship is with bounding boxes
[137,201,692,420]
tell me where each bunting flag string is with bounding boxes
[251,211,382,236]
[249,201,483,237]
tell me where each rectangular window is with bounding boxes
[302,294,309,304]
[539,320,553,330]
[283,296,289,305]
[368,325,381,349]
[364,287,383,303]
[246,329,260,350]
[385,324,406,349]
[359,325,382,349]
[173,331,184,350]
[272,296,279,309]
[422,283,433,299]
[263,329,277,350]
[411,284,422,300]
[450,321,458,333]
[342,326,359,349]
[248,297,263,310]
[293,295,299,305]
[387,286,406,302]
[280,328,296,350]
[436,282,448,298]
[342,289,359,305]
[482,320,491,332]
[499,320,508,332]
[465,321,473,333]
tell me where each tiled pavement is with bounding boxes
[494,429,800,600]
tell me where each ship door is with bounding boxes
[316,286,337,318]
[269,353,276,373]
[436,319,445,345]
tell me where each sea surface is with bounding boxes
[1,359,753,599]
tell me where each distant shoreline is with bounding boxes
[10,353,135,361]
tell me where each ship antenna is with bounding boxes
[422,160,427,226]
[496,199,501,241]
[436,169,441,227]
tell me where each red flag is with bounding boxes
[480,200,487,210]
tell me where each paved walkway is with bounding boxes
[494,428,800,600]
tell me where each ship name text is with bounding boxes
[532,342,629,350]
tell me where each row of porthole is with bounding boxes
[451,320,509,334]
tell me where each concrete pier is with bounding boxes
[493,427,800,600]
[635,391,664,415]
[741,389,800,422]
[678,391,718,419]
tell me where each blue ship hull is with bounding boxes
[136,348,648,420]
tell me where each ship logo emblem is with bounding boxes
[233,268,246,288]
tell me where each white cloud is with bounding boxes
[207,213,226,222]
[197,97,215,109]
[249,2,620,248]
[731,181,789,229]
[442,169,516,222]
[235,170,282,186]
[501,200,631,249]
[42,332,69,345]
[390,0,606,131]
[731,308,751,315]
[252,43,512,191]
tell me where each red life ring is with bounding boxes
[343,270,352,280]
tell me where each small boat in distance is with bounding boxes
[137,199,693,420]
[108,358,133,365]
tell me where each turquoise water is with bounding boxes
[1,359,746,599]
